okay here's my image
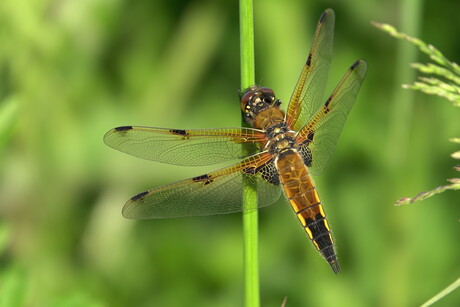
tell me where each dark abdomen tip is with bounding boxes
[329,259,341,274]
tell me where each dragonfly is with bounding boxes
[104,8,367,273]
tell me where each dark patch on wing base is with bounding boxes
[296,129,315,166]
[258,162,279,185]
[242,161,279,185]
[307,130,314,142]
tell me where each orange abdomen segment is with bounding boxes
[275,150,340,273]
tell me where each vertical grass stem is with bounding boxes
[239,0,259,306]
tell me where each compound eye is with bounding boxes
[240,91,255,112]
[264,95,274,103]
[258,87,276,103]
[259,87,275,96]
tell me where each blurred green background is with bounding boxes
[1,0,459,306]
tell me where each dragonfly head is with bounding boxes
[240,86,281,124]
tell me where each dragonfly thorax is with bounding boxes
[264,122,296,156]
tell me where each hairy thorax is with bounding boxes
[253,107,285,131]
[254,108,297,160]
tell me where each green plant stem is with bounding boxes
[239,0,259,306]
[420,278,460,307]
[240,0,255,88]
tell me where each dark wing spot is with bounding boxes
[350,60,360,70]
[306,53,312,67]
[319,10,327,23]
[131,191,149,201]
[192,174,211,182]
[115,126,133,132]
[170,129,188,136]
[324,96,332,107]
[192,174,213,185]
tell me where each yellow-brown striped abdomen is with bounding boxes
[275,150,340,273]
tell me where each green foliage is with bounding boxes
[0,97,19,150]
[395,177,460,206]
[420,278,460,307]
[374,21,460,306]
[374,22,460,206]
[0,224,26,307]
[373,22,460,106]
[1,0,459,306]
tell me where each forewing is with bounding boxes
[285,9,335,131]
[104,126,266,166]
[122,152,282,219]
[296,59,367,176]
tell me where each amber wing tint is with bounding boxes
[295,59,367,176]
[104,126,266,166]
[122,152,282,219]
[285,9,335,131]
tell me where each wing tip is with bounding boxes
[350,59,368,79]
[122,191,150,219]
[351,59,367,69]
[321,9,335,22]
[130,190,149,202]
[103,126,133,144]
[122,192,149,219]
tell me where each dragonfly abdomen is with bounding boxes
[275,150,340,273]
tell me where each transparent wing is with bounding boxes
[285,9,335,131]
[104,126,266,166]
[122,152,282,219]
[296,59,367,176]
